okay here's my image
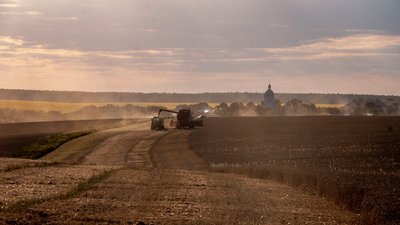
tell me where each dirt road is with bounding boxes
[1,121,361,224]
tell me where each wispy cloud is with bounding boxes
[0,11,43,16]
[0,0,19,7]
[255,34,400,60]
[0,36,24,46]
[1,34,399,68]
[0,33,399,94]
[0,3,18,8]
[46,16,79,21]
[25,11,43,16]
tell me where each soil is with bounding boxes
[189,117,400,225]
[0,118,362,224]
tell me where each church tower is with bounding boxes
[262,83,275,108]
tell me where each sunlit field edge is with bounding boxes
[0,100,344,113]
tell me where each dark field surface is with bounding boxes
[189,116,400,225]
[0,119,140,158]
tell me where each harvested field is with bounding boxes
[0,162,111,210]
[2,169,360,225]
[189,117,400,225]
[0,119,145,158]
[0,118,363,224]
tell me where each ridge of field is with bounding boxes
[0,100,343,113]
[189,117,400,225]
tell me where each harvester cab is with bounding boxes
[151,109,178,130]
[150,117,165,130]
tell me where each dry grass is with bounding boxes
[21,131,94,159]
[3,161,59,172]
[316,103,345,108]
[0,100,221,112]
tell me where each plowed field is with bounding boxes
[189,117,400,225]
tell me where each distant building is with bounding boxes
[262,84,275,108]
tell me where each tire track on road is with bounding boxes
[150,130,208,171]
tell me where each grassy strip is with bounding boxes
[3,162,60,172]
[5,169,114,212]
[22,130,95,159]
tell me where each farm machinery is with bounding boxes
[151,109,204,130]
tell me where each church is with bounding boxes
[261,84,275,108]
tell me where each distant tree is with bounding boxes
[273,99,284,115]
[228,102,245,116]
[246,102,256,109]
[285,99,303,114]
[215,103,229,116]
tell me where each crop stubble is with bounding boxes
[0,160,111,210]
[189,116,400,225]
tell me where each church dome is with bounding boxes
[264,84,274,98]
[262,83,275,108]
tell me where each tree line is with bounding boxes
[1,89,399,104]
[0,97,399,123]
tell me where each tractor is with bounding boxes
[150,116,165,130]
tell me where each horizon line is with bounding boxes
[1,88,400,97]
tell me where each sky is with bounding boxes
[0,0,399,95]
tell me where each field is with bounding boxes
[315,103,345,108]
[0,118,364,224]
[189,117,400,225]
[0,100,221,112]
[1,116,397,224]
[0,119,143,158]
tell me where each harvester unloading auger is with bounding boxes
[151,109,204,130]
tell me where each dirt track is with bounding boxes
[0,121,361,224]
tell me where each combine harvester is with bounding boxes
[151,109,204,130]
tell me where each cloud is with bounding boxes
[0,0,399,96]
[0,0,19,7]
[0,11,76,19]
[0,36,24,46]
[1,34,399,72]
[25,11,43,16]
[46,16,79,21]
[0,3,18,8]
[261,34,400,60]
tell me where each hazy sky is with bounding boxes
[0,0,399,94]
